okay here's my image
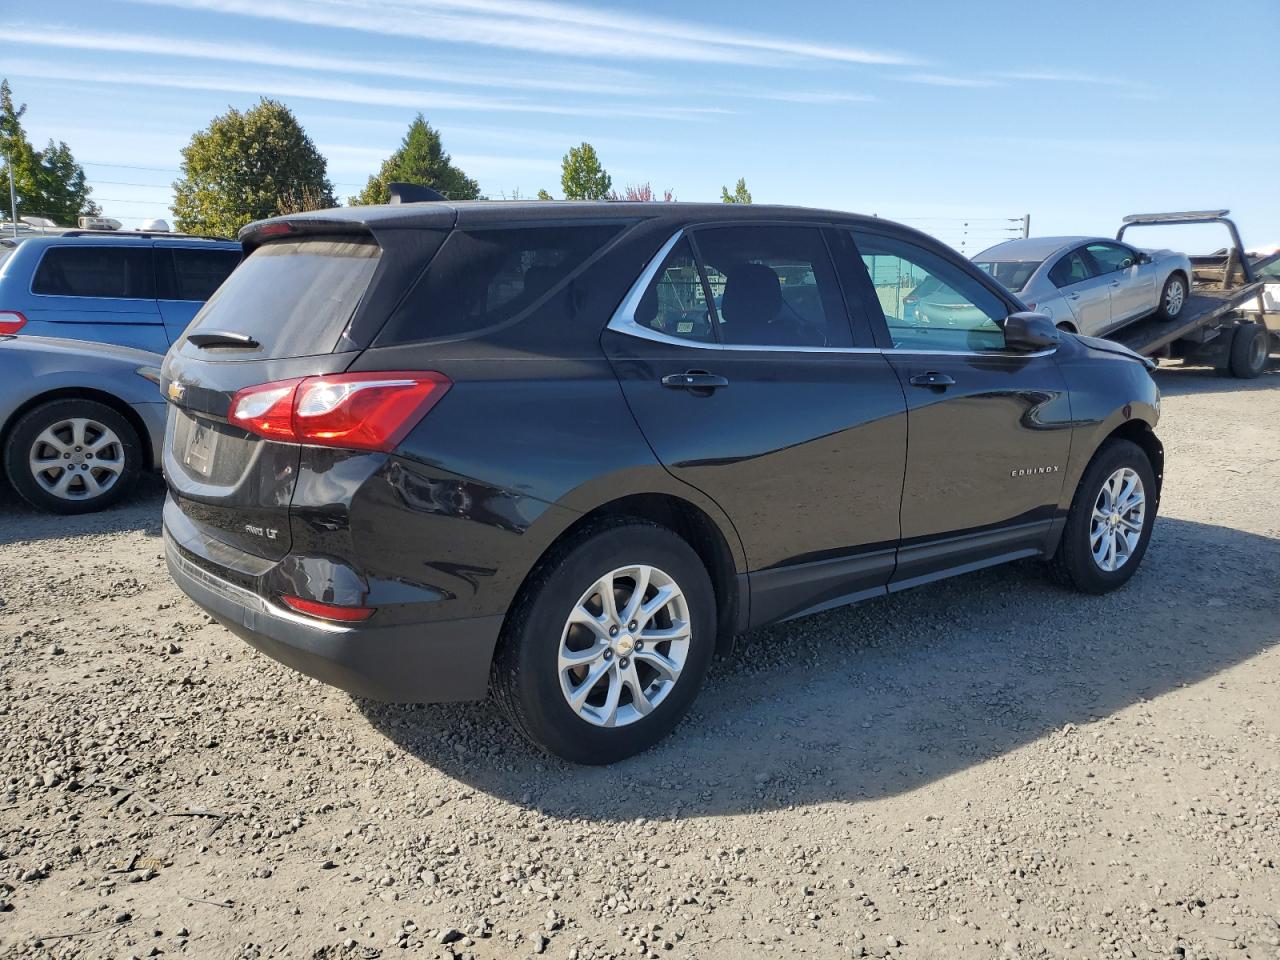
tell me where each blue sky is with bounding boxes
[4,0,1277,252]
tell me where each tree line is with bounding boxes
[0,80,752,238]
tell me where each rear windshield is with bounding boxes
[974,259,1042,292]
[184,237,379,358]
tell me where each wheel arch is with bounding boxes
[1096,419,1164,506]
[0,388,154,471]
[507,491,746,658]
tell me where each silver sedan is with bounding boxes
[973,236,1193,337]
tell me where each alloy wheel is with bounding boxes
[1089,467,1146,572]
[1165,279,1185,316]
[28,417,126,501]
[557,564,691,728]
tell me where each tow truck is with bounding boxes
[1109,211,1271,378]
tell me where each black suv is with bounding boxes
[161,202,1163,763]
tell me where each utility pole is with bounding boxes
[1022,213,1031,239]
[4,151,17,238]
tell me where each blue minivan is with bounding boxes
[0,233,241,352]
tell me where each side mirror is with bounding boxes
[1135,251,1153,265]
[1003,311,1060,351]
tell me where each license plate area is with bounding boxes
[183,422,219,477]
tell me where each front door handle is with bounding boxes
[909,371,956,389]
[1067,293,1081,300]
[661,371,729,394]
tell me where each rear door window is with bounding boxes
[377,224,623,344]
[692,225,853,348]
[632,237,717,344]
[159,248,242,301]
[1048,249,1096,288]
[182,237,379,358]
[32,246,155,299]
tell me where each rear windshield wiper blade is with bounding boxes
[187,330,260,349]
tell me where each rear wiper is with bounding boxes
[187,330,260,349]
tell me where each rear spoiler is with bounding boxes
[389,182,446,204]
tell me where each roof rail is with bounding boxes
[57,229,236,241]
[389,182,447,204]
[1121,210,1230,225]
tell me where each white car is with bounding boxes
[973,236,1194,338]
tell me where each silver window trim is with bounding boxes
[606,229,1057,360]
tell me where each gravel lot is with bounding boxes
[1,361,1278,960]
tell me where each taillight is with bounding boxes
[0,311,27,335]
[1024,301,1038,312]
[228,372,451,452]
[280,595,374,622]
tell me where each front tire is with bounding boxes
[1155,274,1187,322]
[4,398,142,514]
[492,520,716,764]
[1050,439,1157,594]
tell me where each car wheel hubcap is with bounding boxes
[28,418,125,500]
[1248,332,1266,368]
[1165,280,1184,315]
[557,564,691,728]
[1090,467,1145,572]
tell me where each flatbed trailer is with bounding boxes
[1109,211,1271,378]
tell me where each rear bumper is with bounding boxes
[165,532,502,703]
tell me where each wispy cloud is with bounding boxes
[994,69,1154,96]
[126,0,921,67]
[902,73,1000,89]
[2,23,652,97]
[742,90,876,104]
[6,59,729,121]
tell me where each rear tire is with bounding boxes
[492,520,716,764]
[4,398,142,515]
[1050,439,1156,594]
[1227,322,1268,378]
[1155,274,1187,322]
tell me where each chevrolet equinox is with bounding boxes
[161,202,1163,764]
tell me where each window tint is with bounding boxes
[633,237,716,343]
[1048,249,1095,288]
[1258,256,1280,279]
[693,225,852,347]
[1086,242,1135,274]
[32,246,155,299]
[183,238,379,359]
[851,231,1007,352]
[379,225,622,344]
[161,249,241,301]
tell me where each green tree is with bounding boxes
[0,79,99,225]
[172,98,335,237]
[350,114,479,205]
[720,177,752,204]
[536,188,554,201]
[560,142,611,200]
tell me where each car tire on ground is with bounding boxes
[492,519,716,765]
[1050,438,1157,595]
[3,398,142,515]
[1155,274,1187,322]
[1227,322,1268,379]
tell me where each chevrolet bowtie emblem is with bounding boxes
[167,380,186,402]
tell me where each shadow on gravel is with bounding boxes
[361,516,1280,819]
[0,475,165,547]
[1154,358,1279,396]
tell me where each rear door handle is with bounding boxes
[1067,293,1081,300]
[661,371,729,393]
[909,371,956,389]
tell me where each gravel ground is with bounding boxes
[1,361,1278,960]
